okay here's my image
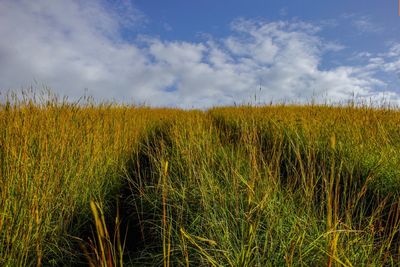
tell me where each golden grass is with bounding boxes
[0,97,185,265]
[2,95,400,266]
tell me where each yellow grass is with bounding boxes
[2,94,400,265]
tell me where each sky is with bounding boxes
[0,0,400,108]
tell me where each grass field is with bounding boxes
[1,95,400,266]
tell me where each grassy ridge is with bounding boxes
[1,98,400,266]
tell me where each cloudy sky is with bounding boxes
[0,0,399,107]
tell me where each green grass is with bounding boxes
[1,94,400,266]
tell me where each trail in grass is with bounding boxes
[2,103,400,266]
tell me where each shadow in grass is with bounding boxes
[210,112,400,253]
[117,121,173,264]
[60,121,173,266]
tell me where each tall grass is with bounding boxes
[128,105,400,265]
[1,93,400,265]
[0,93,184,266]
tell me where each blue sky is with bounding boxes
[0,0,399,107]
[133,1,397,43]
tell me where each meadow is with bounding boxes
[1,94,400,266]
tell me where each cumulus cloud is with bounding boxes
[0,0,399,107]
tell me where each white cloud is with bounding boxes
[0,1,399,107]
[387,44,400,57]
[353,16,381,33]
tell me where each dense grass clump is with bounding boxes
[1,95,400,266]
